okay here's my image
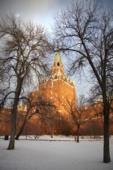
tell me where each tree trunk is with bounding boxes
[8,80,22,150]
[76,124,80,143]
[8,100,18,149]
[4,135,9,140]
[15,119,27,140]
[103,103,111,163]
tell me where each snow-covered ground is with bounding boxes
[0,136,113,170]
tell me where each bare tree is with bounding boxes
[64,95,94,142]
[55,0,113,162]
[15,97,35,140]
[35,95,58,138]
[15,94,57,139]
[0,16,51,149]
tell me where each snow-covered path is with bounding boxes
[0,138,113,170]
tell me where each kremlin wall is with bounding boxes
[0,52,113,137]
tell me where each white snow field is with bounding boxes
[0,136,113,170]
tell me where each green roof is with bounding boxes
[54,50,62,64]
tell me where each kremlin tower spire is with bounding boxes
[51,50,64,78]
[54,50,62,65]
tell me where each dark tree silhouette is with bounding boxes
[55,0,113,162]
[0,16,50,149]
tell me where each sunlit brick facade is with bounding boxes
[38,51,76,117]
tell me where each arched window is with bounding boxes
[57,62,60,66]
[55,75,57,79]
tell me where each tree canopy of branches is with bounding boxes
[34,95,58,137]
[15,94,58,140]
[55,0,113,163]
[64,95,95,142]
[0,16,51,149]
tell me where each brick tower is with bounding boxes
[39,51,76,118]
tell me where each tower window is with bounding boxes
[57,62,60,66]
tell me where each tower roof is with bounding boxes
[54,50,62,65]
